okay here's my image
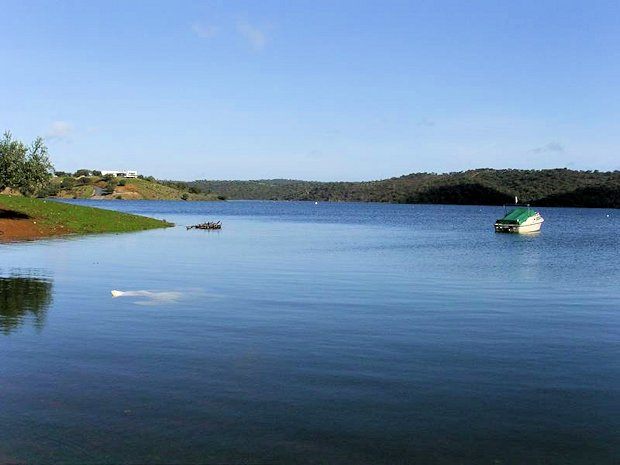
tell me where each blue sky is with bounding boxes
[1,0,619,180]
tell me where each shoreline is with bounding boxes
[0,217,62,242]
[0,195,172,243]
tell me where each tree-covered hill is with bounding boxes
[188,169,620,208]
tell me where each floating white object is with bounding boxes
[110,289,183,303]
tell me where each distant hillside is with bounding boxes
[188,169,620,208]
[48,176,221,201]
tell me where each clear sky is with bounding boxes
[1,0,619,181]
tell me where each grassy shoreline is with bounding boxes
[0,195,173,241]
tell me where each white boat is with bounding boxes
[494,204,544,233]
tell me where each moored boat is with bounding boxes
[494,204,544,233]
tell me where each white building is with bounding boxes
[100,170,138,178]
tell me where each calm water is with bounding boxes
[1,201,618,464]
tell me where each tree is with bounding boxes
[104,178,118,195]
[0,132,26,191]
[40,182,60,197]
[61,177,76,189]
[74,169,91,177]
[0,132,54,197]
[21,137,54,197]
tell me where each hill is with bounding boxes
[49,176,222,201]
[188,169,620,208]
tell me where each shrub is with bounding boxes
[61,177,76,189]
[39,182,60,197]
[104,178,118,195]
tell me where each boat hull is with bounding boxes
[494,217,544,233]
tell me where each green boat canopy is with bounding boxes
[496,207,535,225]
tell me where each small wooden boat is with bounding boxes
[187,221,222,230]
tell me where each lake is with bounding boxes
[1,201,618,464]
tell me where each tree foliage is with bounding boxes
[60,177,76,189]
[187,169,620,208]
[0,132,54,197]
[103,177,118,195]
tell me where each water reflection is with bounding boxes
[0,271,53,334]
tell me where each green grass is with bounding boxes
[72,185,95,198]
[0,195,173,235]
[123,178,188,199]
